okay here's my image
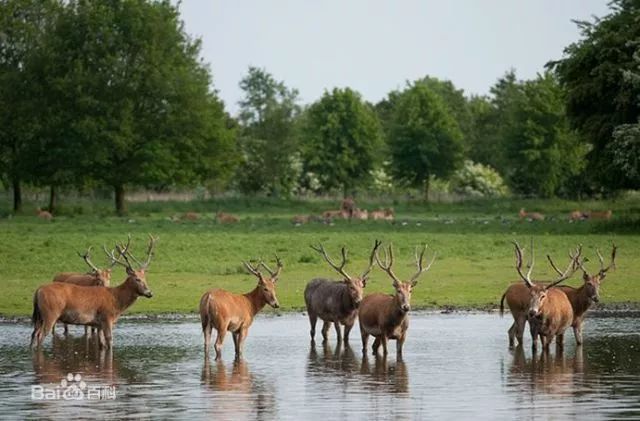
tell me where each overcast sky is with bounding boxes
[176,0,610,115]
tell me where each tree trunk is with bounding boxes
[423,177,430,202]
[12,178,22,212]
[114,184,126,216]
[48,185,57,214]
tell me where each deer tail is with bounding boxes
[31,289,42,326]
[200,292,214,330]
[499,292,507,318]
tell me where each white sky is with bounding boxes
[176,0,610,115]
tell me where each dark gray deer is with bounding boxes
[304,240,381,344]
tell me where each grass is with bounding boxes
[0,196,639,317]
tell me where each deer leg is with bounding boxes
[31,321,44,349]
[232,331,240,356]
[64,323,69,336]
[308,312,318,341]
[396,332,406,356]
[343,322,353,343]
[573,320,584,345]
[372,337,380,355]
[360,329,369,355]
[321,321,331,343]
[334,322,342,343]
[203,321,213,355]
[101,322,113,350]
[214,326,228,360]
[237,327,249,358]
[507,321,516,347]
[380,335,388,357]
[84,325,89,336]
[516,315,526,347]
[556,333,564,348]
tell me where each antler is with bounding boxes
[310,244,352,281]
[361,240,383,279]
[409,244,436,285]
[243,260,264,281]
[374,244,402,285]
[260,255,283,280]
[103,244,131,270]
[546,244,584,288]
[122,234,157,270]
[77,247,100,273]
[512,241,534,288]
[596,244,617,276]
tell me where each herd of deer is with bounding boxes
[28,234,617,362]
[519,208,613,222]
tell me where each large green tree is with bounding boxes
[301,88,382,195]
[386,81,464,199]
[551,0,640,191]
[236,67,300,196]
[503,73,587,197]
[0,0,58,212]
[44,0,236,214]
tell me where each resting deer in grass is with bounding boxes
[216,211,239,223]
[358,244,435,357]
[587,210,613,220]
[53,247,114,335]
[558,245,617,345]
[519,208,545,221]
[200,257,282,360]
[36,208,53,220]
[505,241,583,351]
[31,235,157,349]
[304,241,381,344]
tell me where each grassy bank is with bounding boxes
[0,197,638,316]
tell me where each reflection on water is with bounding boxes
[0,314,639,419]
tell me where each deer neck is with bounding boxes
[340,286,357,312]
[573,285,593,317]
[244,286,267,317]
[110,278,140,314]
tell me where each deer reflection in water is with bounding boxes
[201,357,276,419]
[508,345,585,397]
[306,341,409,395]
[32,333,122,386]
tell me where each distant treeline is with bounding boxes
[1,0,638,214]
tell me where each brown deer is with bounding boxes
[341,196,356,219]
[519,208,545,221]
[586,210,612,220]
[358,244,435,357]
[53,247,114,335]
[36,207,53,220]
[370,208,394,221]
[199,257,282,360]
[558,245,617,345]
[352,208,369,220]
[508,241,582,352]
[182,212,200,221]
[30,235,157,349]
[291,214,311,225]
[304,241,381,344]
[569,210,588,222]
[322,209,348,221]
[216,211,239,223]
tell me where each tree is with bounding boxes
[386,81,464,199]
[301,88,382,196]
[551,0,640,192]
[46,0,236,214]
[0,0,57,212]
[503,73,587,197]
[236,67,300,196]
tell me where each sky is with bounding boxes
[176,0,611,115]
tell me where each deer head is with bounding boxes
[77,247,112,286]
[243,256,282,309]
[375,243,436,313]
[572,244,617,303]
[311,240,382,307]
[105,234,157,298]
[513,240,584,318]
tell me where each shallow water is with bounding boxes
[0,313,639,420]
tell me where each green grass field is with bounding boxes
[1,196,638,317]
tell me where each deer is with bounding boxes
[352,208,369,220]
[507,241,583,352]
[358,244,435,357]
[304,241,382,344]
[341,196,356,219]
[322,209,348,221]
[586,210,612,220]
[558,245,617,345]
[30,235,157,350]
[216,211,239,223]
[36,208,53,221]
[519,208,545,221]
[199,256,282,360]
[53,247,114,336]
[370,208,394,221]
[569,210,588,222]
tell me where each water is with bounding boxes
[0,313,638,420]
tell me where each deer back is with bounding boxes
[304,278,360,319]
